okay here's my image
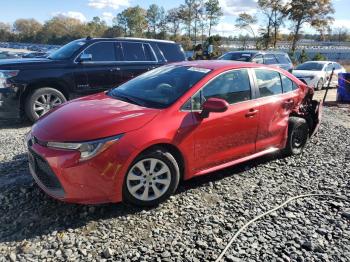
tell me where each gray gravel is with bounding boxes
[0,107,349,262]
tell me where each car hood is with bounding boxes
[0,58,60,69]
[292,70,323,77]
[32,92,160,142]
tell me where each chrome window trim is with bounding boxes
[74,41,158,64]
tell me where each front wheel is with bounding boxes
[284,117,309,156]
[316,78,324,91]
[123,148,180,207]
[25,87,67,122]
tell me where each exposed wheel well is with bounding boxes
[138,143,185,180]
[20,82,69,111]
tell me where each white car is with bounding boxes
[292,61,346,90]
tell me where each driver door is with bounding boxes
[189,69,259,172]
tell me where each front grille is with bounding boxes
[29,149,63,190]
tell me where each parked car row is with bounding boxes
[218,50,347,90]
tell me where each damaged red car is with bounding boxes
[26,61,322,206]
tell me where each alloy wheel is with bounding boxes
[33,93,63,118]
[126,158,171,201]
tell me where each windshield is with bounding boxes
[219,52,253,62]
[108,65,211,108]
[48,40,86,60]
[295,62,324,71]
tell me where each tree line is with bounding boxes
[0,0,345,53]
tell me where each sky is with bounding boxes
[0,0,349,36]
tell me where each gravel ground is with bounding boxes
[0,107,349,262]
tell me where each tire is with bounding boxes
[316,78,324,91]
[284,117,309,156]
[123,147,180,207]
[25,87,67,122]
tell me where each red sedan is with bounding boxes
[26,61,321,206]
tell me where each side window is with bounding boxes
[202,69,251,105]
[255,69,282,97]
[122,42,156,61]
[264,54,279,65]
[83,42,116,61]
[275,54,291,64]
[325,63,334,72]
[252,54,264,64]
[281,74,294,93]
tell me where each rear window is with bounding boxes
[122,42,156,62]
[219,52,253,62]
[157,43,185,62]
[275,54,291,64]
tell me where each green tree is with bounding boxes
[86,16,108,37]
[114,13,128,35]
[0,22,12,42]
[166,8,182,38]
[205,0,223,37]
[146,4,162,37]
[299,49,309,63]
[13,18,43,42]
[285,0,334,53]
[313,52,326,61]
[121,6,148,37]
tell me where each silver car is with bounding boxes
[292,61,346,90]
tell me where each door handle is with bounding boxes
[245,109,259,117]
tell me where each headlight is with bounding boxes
[47,134,123,161]
[0,70,19,88]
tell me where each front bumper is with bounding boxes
[27,136,132,204]
[0,87,21,119]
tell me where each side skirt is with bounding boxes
[193,147,280,177]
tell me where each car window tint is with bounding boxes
[201,69,251,106]
[255,69,282,97]
[157,43,185,62]
[281,74,294,93]
[122,42,153,61]
[143,44,156,61]
[252,54,264,64]
[83,42,116,62]
[264,54,279,65]
[275,54,291,64]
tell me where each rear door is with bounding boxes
[119,42,160,83]
[253,68,300,152]
[189,69,259,172]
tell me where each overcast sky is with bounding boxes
[1,0,349,36]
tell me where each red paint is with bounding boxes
[28,61,316,204]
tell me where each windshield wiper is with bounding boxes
[110,92,145,107]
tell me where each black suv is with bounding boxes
[218,51,293,72]
[0,37,186,121]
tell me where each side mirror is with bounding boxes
[200,98,229,118]
[78,53,92,63]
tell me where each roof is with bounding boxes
[172,60,266,70]
[226,50,287,55]
[302,61,334,64]
[82,37,176,44]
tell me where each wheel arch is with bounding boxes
[135,143,186,180]
[20,80,70,111]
